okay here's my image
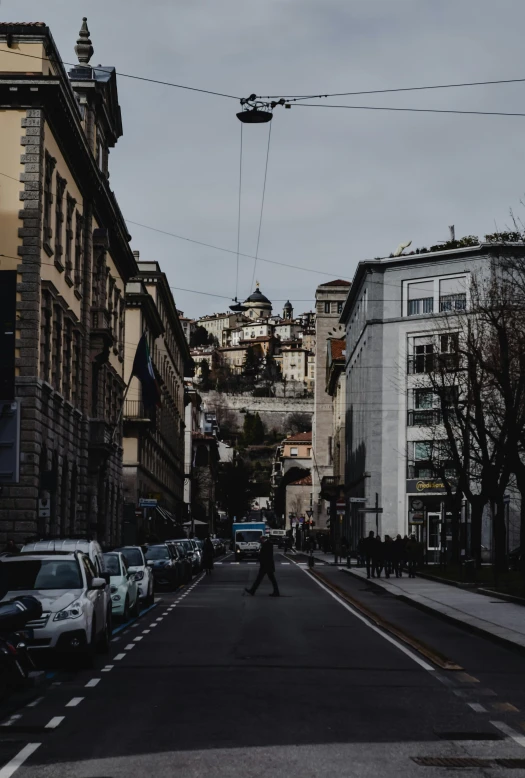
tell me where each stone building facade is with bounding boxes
[312,280,350,529]
[122,259,190,540]
[0,21,137,544]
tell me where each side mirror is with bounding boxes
[100,571,111,585]
[146,560,154,566]
[90,577,106,590]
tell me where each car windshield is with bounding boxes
[103,554,121,575]
[116,548,143,566]
[236,531,262,543]
[145,547,169,560]
[4,559,82,591]
[176,541,192,552]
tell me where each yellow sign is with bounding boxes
[416,480,445,492]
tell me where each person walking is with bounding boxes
[383,535,394,578]
[202,535,215,576]
[406,535,418,578]
[245,535,280,597]
[364,531,375,579]
[374,535,384,578]
[393,534,404,578]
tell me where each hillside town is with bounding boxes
[2,11,525,778]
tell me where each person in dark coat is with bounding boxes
[374,536,384,577]
[383,535,394,578]
[364,531,376,579]
[245,535,280,596]
[406,535,419,578]
[202,536,215,575]
[393,534,404,578]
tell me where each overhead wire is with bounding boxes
[260,75,525,102]
[292,103,525,117]
[235,124,243,300]
[249,120,273,293]
[0,45,239,99]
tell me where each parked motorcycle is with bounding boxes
[0,595,42,696]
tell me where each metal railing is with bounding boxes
[408,409,442,427]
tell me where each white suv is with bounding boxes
[0,552,111,664]
[114,546,154,606]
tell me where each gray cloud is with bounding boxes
[3,0,525,316]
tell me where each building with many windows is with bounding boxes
[312,280,351,530]
[0,20,137,544]
[122,258,191,541]
[339,242,516,556]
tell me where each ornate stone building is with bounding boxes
[122,258,191,541]
[0,20,138,544]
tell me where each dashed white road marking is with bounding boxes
[467,702,486,713]
[0,743,41,778]
[133,636,143,642]
[45,716,65,729]
[491,720,525,748]
[114,653,126,660]
[142,629,150,634]
[85,678,101,688]
[124,643,135,650]
[1,714,22,727]
[155,618,163,622]
[66,697,84,708]
[101,665,114,672]
[26,697,43,709]
[111,637,120,643]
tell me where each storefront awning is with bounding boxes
[155,506,176,524]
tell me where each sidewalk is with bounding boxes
[341,565,525,651]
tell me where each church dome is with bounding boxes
[244,286,272,306]
[283,300,292,309]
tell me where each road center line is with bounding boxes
[113,653,126,660]
[66,697,84,708]
[124,644,135,650]
[85,678,101,688]
[45,717,65,729]
[101,665,114,672]
[133,636,143,642]
[467,702,486,712]
[0,743,41,778]
[142,629,150,634]
[26,697,43,708]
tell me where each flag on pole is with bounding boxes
[132,333,161,410]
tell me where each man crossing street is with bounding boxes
[245,535,280,597]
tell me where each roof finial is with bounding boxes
[75,17,93,66]
[256,280,260,289]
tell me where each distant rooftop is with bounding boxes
[319,279,351,287]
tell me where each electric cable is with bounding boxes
[260,75,525,102]
[292,103,525,117]
[235,124,243,299]
[0,45,239,99]
[250,121,273,293]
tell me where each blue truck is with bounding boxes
[232,521,267,559]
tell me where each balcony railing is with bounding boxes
[124,400,154,421]
[408,409,442,427]
[408,297,434,316]
[439,293,466,312]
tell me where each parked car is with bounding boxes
[166,541,192,584]
[0,552,111,664]
[114,546,154,606]
[190,539,203,571]
[103,552,139,621]
[145,544,182,590]
[21,539,107,581]
[212,538,225,556]
[174,539,200,574]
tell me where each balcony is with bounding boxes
[439,293,466,312]
[321,475,343,499]
[88,419,115,466]
[90,308,114,362]
[408,409,441,427]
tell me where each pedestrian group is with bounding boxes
[357,532,423,579]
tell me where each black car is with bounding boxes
[167,541,192,584]
[144,544,181,590]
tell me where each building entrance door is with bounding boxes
[427,512,442,551]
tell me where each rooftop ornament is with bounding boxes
[236,94,287,124]
[75,17,93,66]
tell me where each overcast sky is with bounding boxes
[4,1,525,317]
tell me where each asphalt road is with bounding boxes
[2,554,525,777]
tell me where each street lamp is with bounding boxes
[236,95,287,124]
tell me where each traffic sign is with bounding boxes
[349,497,367,503]
[358,507,384,514]
[38,498,50,518]
[139,498,157,508]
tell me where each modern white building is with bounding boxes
[339,243,507,556]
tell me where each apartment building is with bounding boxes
[339,242,516,555]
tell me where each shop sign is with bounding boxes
[406,479,451,494]
[409,512,424,524]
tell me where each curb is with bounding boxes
[339,566,525,659]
